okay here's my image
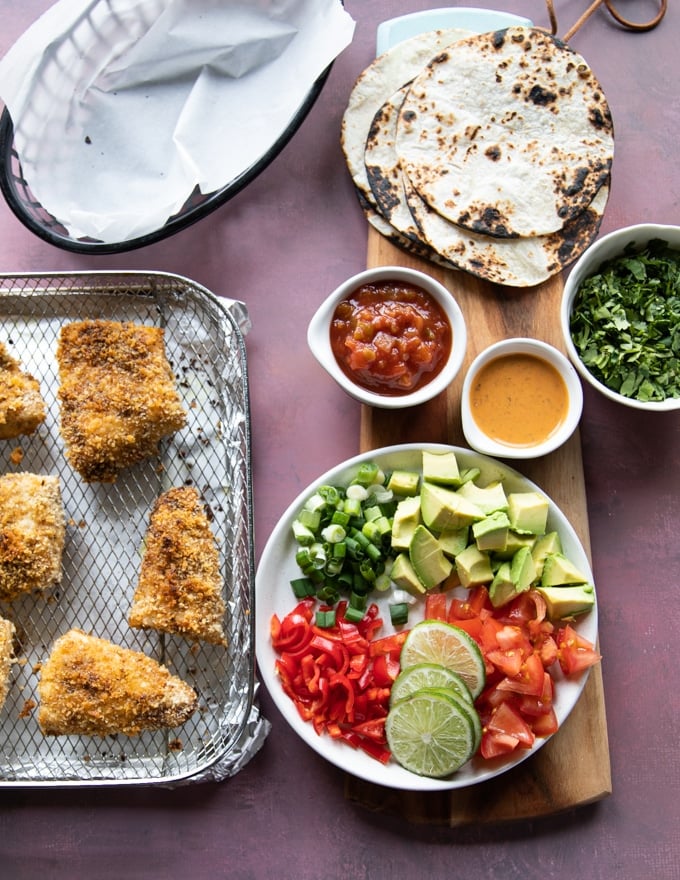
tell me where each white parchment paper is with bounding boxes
[0,0,355,243]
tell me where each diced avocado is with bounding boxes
[458,466,481,486]
[536,584,595,619]
[493,530,537,560]
[455,543,493,588]
[541,553,590,587]
[456,480,508,514]
[489,546,537,608]
[387,469,420,497]
[420,481,485,531]
[510,545,538,593]
[531,531,563,577]
[507,491,549,535]
[422,450,461,486]
[391,495,421,551]
[472,511,510,552]
[409,525,453,591]
[390,552,427,597]
[438,525,469,559]
[489,562,516,608]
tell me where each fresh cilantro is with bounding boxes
[570,239,680,402]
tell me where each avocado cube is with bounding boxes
[391,495,421,551]
[507,491,549,535]
[541,553,589,587]
[472,511,510,552]
[455,544,493,588]
[493,531,537,560]
[422,450,461,486]
[438,525,470,559]
[387,469,420,497]
[536,584,595,619]
[510,545,538,592]
[456,479,508,514]
[489,562,516,608]
[531,531,563,577]
[420,481,485,532]
[409,525,452,591]
[390,552,427,597]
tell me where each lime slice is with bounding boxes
[390,662,473,706]
[400,620,486,699]
[420,686,482,754]
[385,688,477,777]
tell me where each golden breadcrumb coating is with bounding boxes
[0,342,46,439]
[57,320,187,483]
[0,616,16,710]
[0,473,65,601]
[38,629,198,737]
[129,487,227,646]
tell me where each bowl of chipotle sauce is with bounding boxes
[308,266,467,408]
[460,338,583,459]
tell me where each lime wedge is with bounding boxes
[385,688,477,777]
[400,620,486,699]
[390,662,473,706]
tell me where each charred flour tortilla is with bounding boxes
[365,84,423,244]
[364,74,608,286]
[404,173,609,287]
[396,26,614,238]
[341,28,472,208]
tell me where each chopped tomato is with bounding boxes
[556,624,601,675]
[496,651,546,697]
[425,592,448,621]
[487,701,535,747]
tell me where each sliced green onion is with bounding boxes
[389,603,409,626]
[343,605,365,623]
[321,523,346,543]
[315,608,337,628]
[374,572,392,592]
[308,543,327,569]
[317,585,340,604]
[346,484,369,502]
[292,520,316,546]
[297,508,321,530]
[290,577,316,599]
[331,509,351,527]
[353,462,380,486]
[304,492,327,513]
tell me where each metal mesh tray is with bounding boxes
[0,270,256,786]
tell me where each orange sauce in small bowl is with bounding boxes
[469,353,569,446]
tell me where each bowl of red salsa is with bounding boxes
[308,266,467,408]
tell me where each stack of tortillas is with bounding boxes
[341,26,614,288]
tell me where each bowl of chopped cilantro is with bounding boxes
[561,223,680,411]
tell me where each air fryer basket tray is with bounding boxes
[0,271,258,786]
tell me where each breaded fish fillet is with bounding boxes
[38,629,198,737]
[57,320,187,483]
[0,473,65,601]
[0,616,16,711]
[0,342,46,439]
[129,487,227,646]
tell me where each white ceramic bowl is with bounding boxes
[561,223,680,412]
[307,266,467,409]
[461,337,583,459]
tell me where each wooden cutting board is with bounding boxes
[344,229,612,825]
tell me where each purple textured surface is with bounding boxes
[0,2,679,878]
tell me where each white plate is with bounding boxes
[255,444,597,792]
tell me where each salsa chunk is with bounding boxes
[330,281,452,395]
